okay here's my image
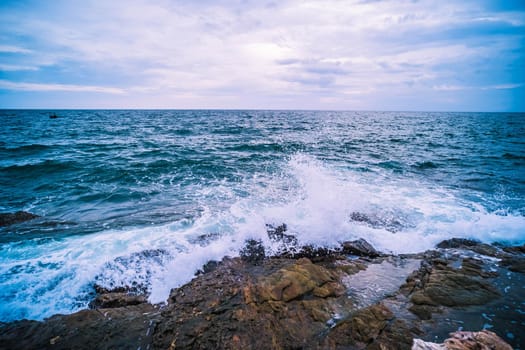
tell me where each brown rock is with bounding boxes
[253,258,338,302]
[322,303,394,348]
[410,259,500,308]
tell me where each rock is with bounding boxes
[2,241,523,349]
[342,238,381,257]
[500,256,525,273]
[196,260,220,275]
[239,239,265,265]
[154,256,353,349]
[250,257,342,303]
[322,303,394,347]
[279,244,345,262]
[502,244,525,255]
[412,330,512,350]
[436,238,504,258]
[409,258,500,308]
[0,211,39,227]
[89,292,147,309]
[0,304,160,350]
[436,238,480,249]
[266,223,297,245]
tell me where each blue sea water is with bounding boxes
[0,109,524,321]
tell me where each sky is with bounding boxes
[0,0,524,111]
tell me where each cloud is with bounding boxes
[0,45,32,54]
[0,80,125,94]
[0,64,39,71]
[433,83,523,91]
[0,0,523,110]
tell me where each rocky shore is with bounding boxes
[0,225,523,349]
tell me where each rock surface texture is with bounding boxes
[0,211,39,227]
[0,235,522,350]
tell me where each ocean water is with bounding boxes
[0,109,524,321]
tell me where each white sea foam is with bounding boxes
[1,153,524,321]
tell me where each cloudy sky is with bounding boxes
[0,0,524,111]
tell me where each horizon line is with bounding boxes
[1,108,524,113]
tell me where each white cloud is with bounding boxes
[0,64,39,71]
[0,80,125,94]
[0,45,32,54]
[0,0,523,109]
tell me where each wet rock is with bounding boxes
[436,238,480,249]
[500,255,525,273]
[0,304,160,350]
[436,238,503,258]
[412,330,512,350]
[196,260,220,275]
[240,239,265,265]
[266,223,298,245]
[249,257,343,303]
[0,211,39,227]
[342,238,381,258]
[502,244,525,255]
[322,303,394,348]
[89,292,147,309]
[2,241,524,349]
[409,258,500,308]
[350,211,412,233]
[154,256,353,349]
[188,232,222,247]
[279,244,346,262]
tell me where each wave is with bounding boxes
[0,153,524,322]
[0,144,53,153]
[412,161,439,170]
[0,159,83,176]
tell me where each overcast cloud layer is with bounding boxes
[0,0,524,110]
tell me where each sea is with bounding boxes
[0,110,524,322]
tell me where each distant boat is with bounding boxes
[49,114,59,119]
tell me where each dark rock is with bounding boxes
[502,244,525,255]
[436,238,480,249]
[278,244,345,262]
[0,211,39,227]
[408,304,435,320]
[93,284,130,294]
[189,232,222,247]
[341,238,381,257]
[266,223,298,245]
[196,260,220,275]
[436,238,504,258]
[240,239,265,265]
[500,256,525,273]
[89,292,147,309]
[0,304,159,350]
